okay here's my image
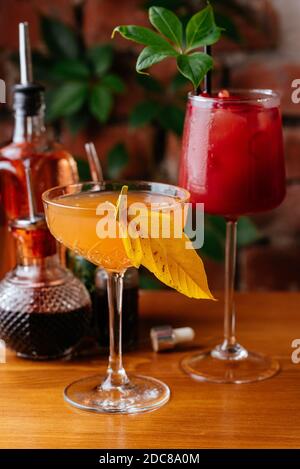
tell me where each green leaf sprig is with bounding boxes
[33,16,126,133]
[112,4,222,90]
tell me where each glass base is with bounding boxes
[64,374,170,414]
[181,344,280,384]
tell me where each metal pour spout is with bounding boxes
[19,22,33,85]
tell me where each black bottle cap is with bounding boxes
[12,83,45,116]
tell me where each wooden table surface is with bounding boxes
[0,290,300,449]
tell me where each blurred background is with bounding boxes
[0,0,299,292]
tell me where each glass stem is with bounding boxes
[102,271,129,390]
[222,220,238,352]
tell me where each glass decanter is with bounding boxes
[0,213,92,359]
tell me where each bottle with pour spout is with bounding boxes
[0,22,78,278]
[0,22,92,359]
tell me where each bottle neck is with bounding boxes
[10,222,68,286]
[17,251,58,268]
[13,253,69,287]
[13,111,46,143]
[11,222,58,266]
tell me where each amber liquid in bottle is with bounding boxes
[0,84,78,278]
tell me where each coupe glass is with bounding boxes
[43,181,189,413]
[179,90,286,383]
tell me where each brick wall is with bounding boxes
[0,0,299,291]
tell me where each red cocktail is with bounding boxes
[179,90,286,384]
[179,90,285,219]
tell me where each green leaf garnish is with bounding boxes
[136,45,178,74]
[186,5,222,51]
[112,25,176,50]
[149,6,183,49]
[112,3,222,91]
[177,52,213,90]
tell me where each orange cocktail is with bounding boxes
[45,190,182,272]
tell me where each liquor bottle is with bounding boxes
[0,164,92,359]
[93,267,139,351]
[0,22,78,278]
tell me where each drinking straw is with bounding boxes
[85,142,104,182]
[203,45,212,95]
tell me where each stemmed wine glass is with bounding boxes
[179,89,286,383]
[43,181,189,412]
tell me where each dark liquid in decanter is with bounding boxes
[0,218,92,360]
[0,305,91,359]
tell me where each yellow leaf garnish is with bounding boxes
[116,185,142,268]
[115,186,214,300]
[116,184,128,214]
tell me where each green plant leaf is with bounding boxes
[149,6,183,48]
[107,143,129,178]
[32,52,56,82]
[136,74,163,92]
[129,101,160,127]
[47,83,87,120]
[136,45,178,73]
[41,16,79,59]
[200,215,259,261]
[139,267,165,290]
[145,0,184,9]
[215,11,241,43]
[206,215,226,238]
[194,27,222,48]
[76,158,92,181]
[237,217,260,247]
[88,44,113,77]
[194,215,226,262]
[44,88,58,121]
[112,25,176,50]
[101,74,125,94]
[66,111,90,135]
[51,59,90,80]
[67,250,96,293]
[89,85,113,123]
[170,72,189,91]
[157,104,185,135]
[112,4,222,89]
[177,52,212,89]
[186,4,222,50]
